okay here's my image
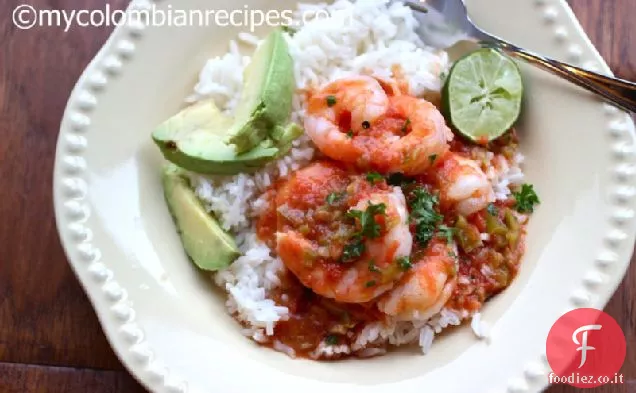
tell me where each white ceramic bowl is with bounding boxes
[54,0,636,392]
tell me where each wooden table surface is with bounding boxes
[0,0,634,392]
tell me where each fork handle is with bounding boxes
[485,40,636,113]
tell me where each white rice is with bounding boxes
[488,152,526,200]
[352,308,469,354]
[471,312,491,340]
[273,340,297,358]
[181,0,515,356]
[185,40,249,110]
[311,341,352,359]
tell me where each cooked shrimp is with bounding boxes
[304,76,389,163]
[434,152,495,216]
[380,95,453,174]
[377,239,457,321]
[273,162,413,303]
[304,77,453,175]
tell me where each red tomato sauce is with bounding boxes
[265,271,384,358]
[253,135,528,358]
[447,215,526,312]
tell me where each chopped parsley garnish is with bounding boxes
[368,260,380,273]
[326,191,345,205]
[401,118,411,133]
[366,172,384,183]
[342,203,387,263]
[326,95,337,107]
[396,256,412,271]
[448,250,457,259]
[428,154,437,164]
[281,25,297,35]
[437,224,456,244]
[346,130,354,138]
[486,203,498,216]
[365,280,377,288]
[347,202,386,239]
[513,184,540,213]
[342,239,365,262]
[387,172,414,186]
[325,334,339,345]
[409,188,443,246]
[361,120,371,129]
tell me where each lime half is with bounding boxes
[443,48,523,143]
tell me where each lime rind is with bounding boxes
[443,48,523,142]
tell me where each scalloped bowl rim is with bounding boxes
[53,1,636,393]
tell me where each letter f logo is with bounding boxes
[572,324,602,368]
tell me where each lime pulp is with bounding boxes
[443,48,523,143]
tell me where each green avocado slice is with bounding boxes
[152,99,301,174]
[272,123,303,153]
[151,28,299,175]
[227,28,294,153]
[162,164,239,271]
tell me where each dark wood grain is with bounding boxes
[569,0,636,81]
[0,0,128,371]
[0,363,146,393]
[0,0,633,392]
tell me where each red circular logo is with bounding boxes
[546,308,626,388]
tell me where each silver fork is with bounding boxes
[406,0,636,113]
